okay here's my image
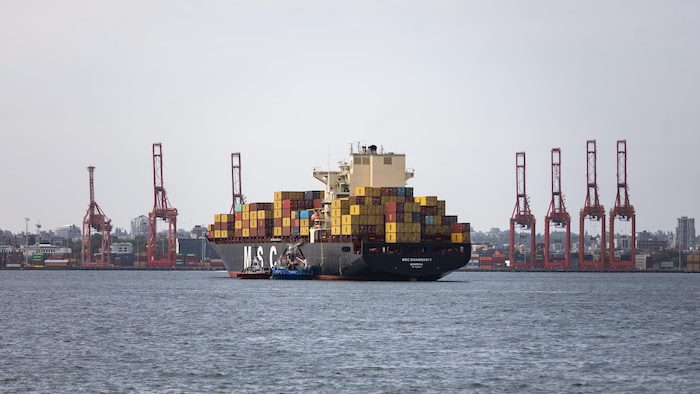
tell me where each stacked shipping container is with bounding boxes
[209,186,470,244]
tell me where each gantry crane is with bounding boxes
[609,140,636,270]
[81,166,112,267]
[509,152,536,268]
[579,140,606,270]
[146,143,178,267]
[544,148,571,270]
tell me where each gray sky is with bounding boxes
[1,0,698,234]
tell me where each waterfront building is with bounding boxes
[676,217,696,251]
[130,215,148,238]
[111,242,133,254]
[55,225,81,240]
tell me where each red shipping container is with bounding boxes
[313,199,323,209]
[274,218,282,227]
[282,199,292,209]
[249,203,258,211]
[282,209,291,217]
[234,229,242,237]
[235,212,243,221]
[282,227,291,236]
[451,223,470,233]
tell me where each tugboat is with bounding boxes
[271,243,315,280]
[237,255,272,279]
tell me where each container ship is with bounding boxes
[207,144,471,281]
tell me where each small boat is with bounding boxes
[238,256,272,279]
[271,243,315,280]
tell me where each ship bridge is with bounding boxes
[313,144,414,200]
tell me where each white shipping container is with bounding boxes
[660,261,675,269]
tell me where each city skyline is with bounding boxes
[1,1,699,233]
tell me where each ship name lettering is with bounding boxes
[256,246,264,265]
[243,246,252,268]
[402,257,432,262]
[269,246,277,268]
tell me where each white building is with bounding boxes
[130,215,148,238]
[111,242,133,254]
[677,217,696,251]
[55,225,81,240]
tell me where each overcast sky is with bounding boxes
[1,0,698,235]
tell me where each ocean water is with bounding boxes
[0,271,698,393]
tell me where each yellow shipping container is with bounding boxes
[291,211,297,219]
[250,220,257,229]
[274,200,282,209]
[342,215,352,225]
[282,218,291,227]
[350,205,371,215]
[257,210,267,220]
[235,221,242,229]
[332,217,342,226]
[415,196,438,206]
[300,219,310,228]
[214,214,221,223]
[250,211,258,221]
[208,224,214,231]
[386,233,397,243]
[242,229,250,237]
[242,211,249,221]
[386,223,397,233]
[274,192,282,201]
[274,227,282,237]
[451,233,464,243]
[300,227,309,236]
[331,226,341,235]
[242,204,250,212]
[331,208,342,217]
[221,230,229,238]
[342,224,360,235]
[331,198,350,209]
[274,209,282,219]
[214,230,222,239]
[355,186,370,196]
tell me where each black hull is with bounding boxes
[211,241,471,281]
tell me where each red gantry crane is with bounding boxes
[609,140,636,270]
[544,148,571,270]
[579,140,606,270]
[146,143,178,267]
[509,152,536,269]
[230,152,244,213]
[81,166,112,268]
